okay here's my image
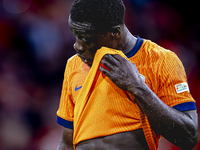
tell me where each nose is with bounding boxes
[73,38,85,54]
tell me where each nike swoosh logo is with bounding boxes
[75,85,82,91]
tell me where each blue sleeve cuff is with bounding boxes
[57,116,74,129]
[56,103,196,128]
[172,102,196,111]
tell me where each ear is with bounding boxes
[110,25,121,38]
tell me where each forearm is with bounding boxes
[99,54,198,149]
[129,84,198,149]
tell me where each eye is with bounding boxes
[82,38,92,45]
[82,38,87,43]
[77,36,89,43]
[77,36,83,40]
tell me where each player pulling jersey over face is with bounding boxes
[56,0,198,150]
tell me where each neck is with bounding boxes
[121,25,137,54]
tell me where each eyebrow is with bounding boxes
[72,31,91,39]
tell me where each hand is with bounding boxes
[99,54,144,93]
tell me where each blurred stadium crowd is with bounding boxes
[0,0,199,150]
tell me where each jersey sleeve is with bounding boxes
[57,60,74,129]
[157,51,196,111]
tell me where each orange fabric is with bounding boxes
[57,39,195,150]
[73,47,142,146]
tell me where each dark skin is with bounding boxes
[57,18,198,150]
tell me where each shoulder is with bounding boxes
[136,39,181,70]
[67,54,82,67]
[143,39,178,60]
[66,54,82,70]
[64,54,83,76]
[145,40,185,72]
[143,41,187,86]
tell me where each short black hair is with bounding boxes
[70,0,125,31]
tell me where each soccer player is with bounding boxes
[56,0,198,150]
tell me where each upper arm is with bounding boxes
[157,52,195,107]
[61,127,74,149]
[57,60,75,150]
[57,60,74,129]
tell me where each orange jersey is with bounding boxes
[57,37,196,149]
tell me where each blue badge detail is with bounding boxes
[75,85,82,91]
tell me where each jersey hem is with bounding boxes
[74,127,143,147]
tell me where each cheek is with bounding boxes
[87,42,101,53]
[101,36,114,48]
[88,43,98,53]
[85,46,98,59]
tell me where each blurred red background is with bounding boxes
[0,0,199,150]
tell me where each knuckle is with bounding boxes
[104,54,110,59]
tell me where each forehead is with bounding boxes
[68,17,108,39]
[69,17,93,34]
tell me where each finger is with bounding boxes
[112,54,127,62]
[101,57,114,71]
[99,66,111,77]
[103,54,119,65]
